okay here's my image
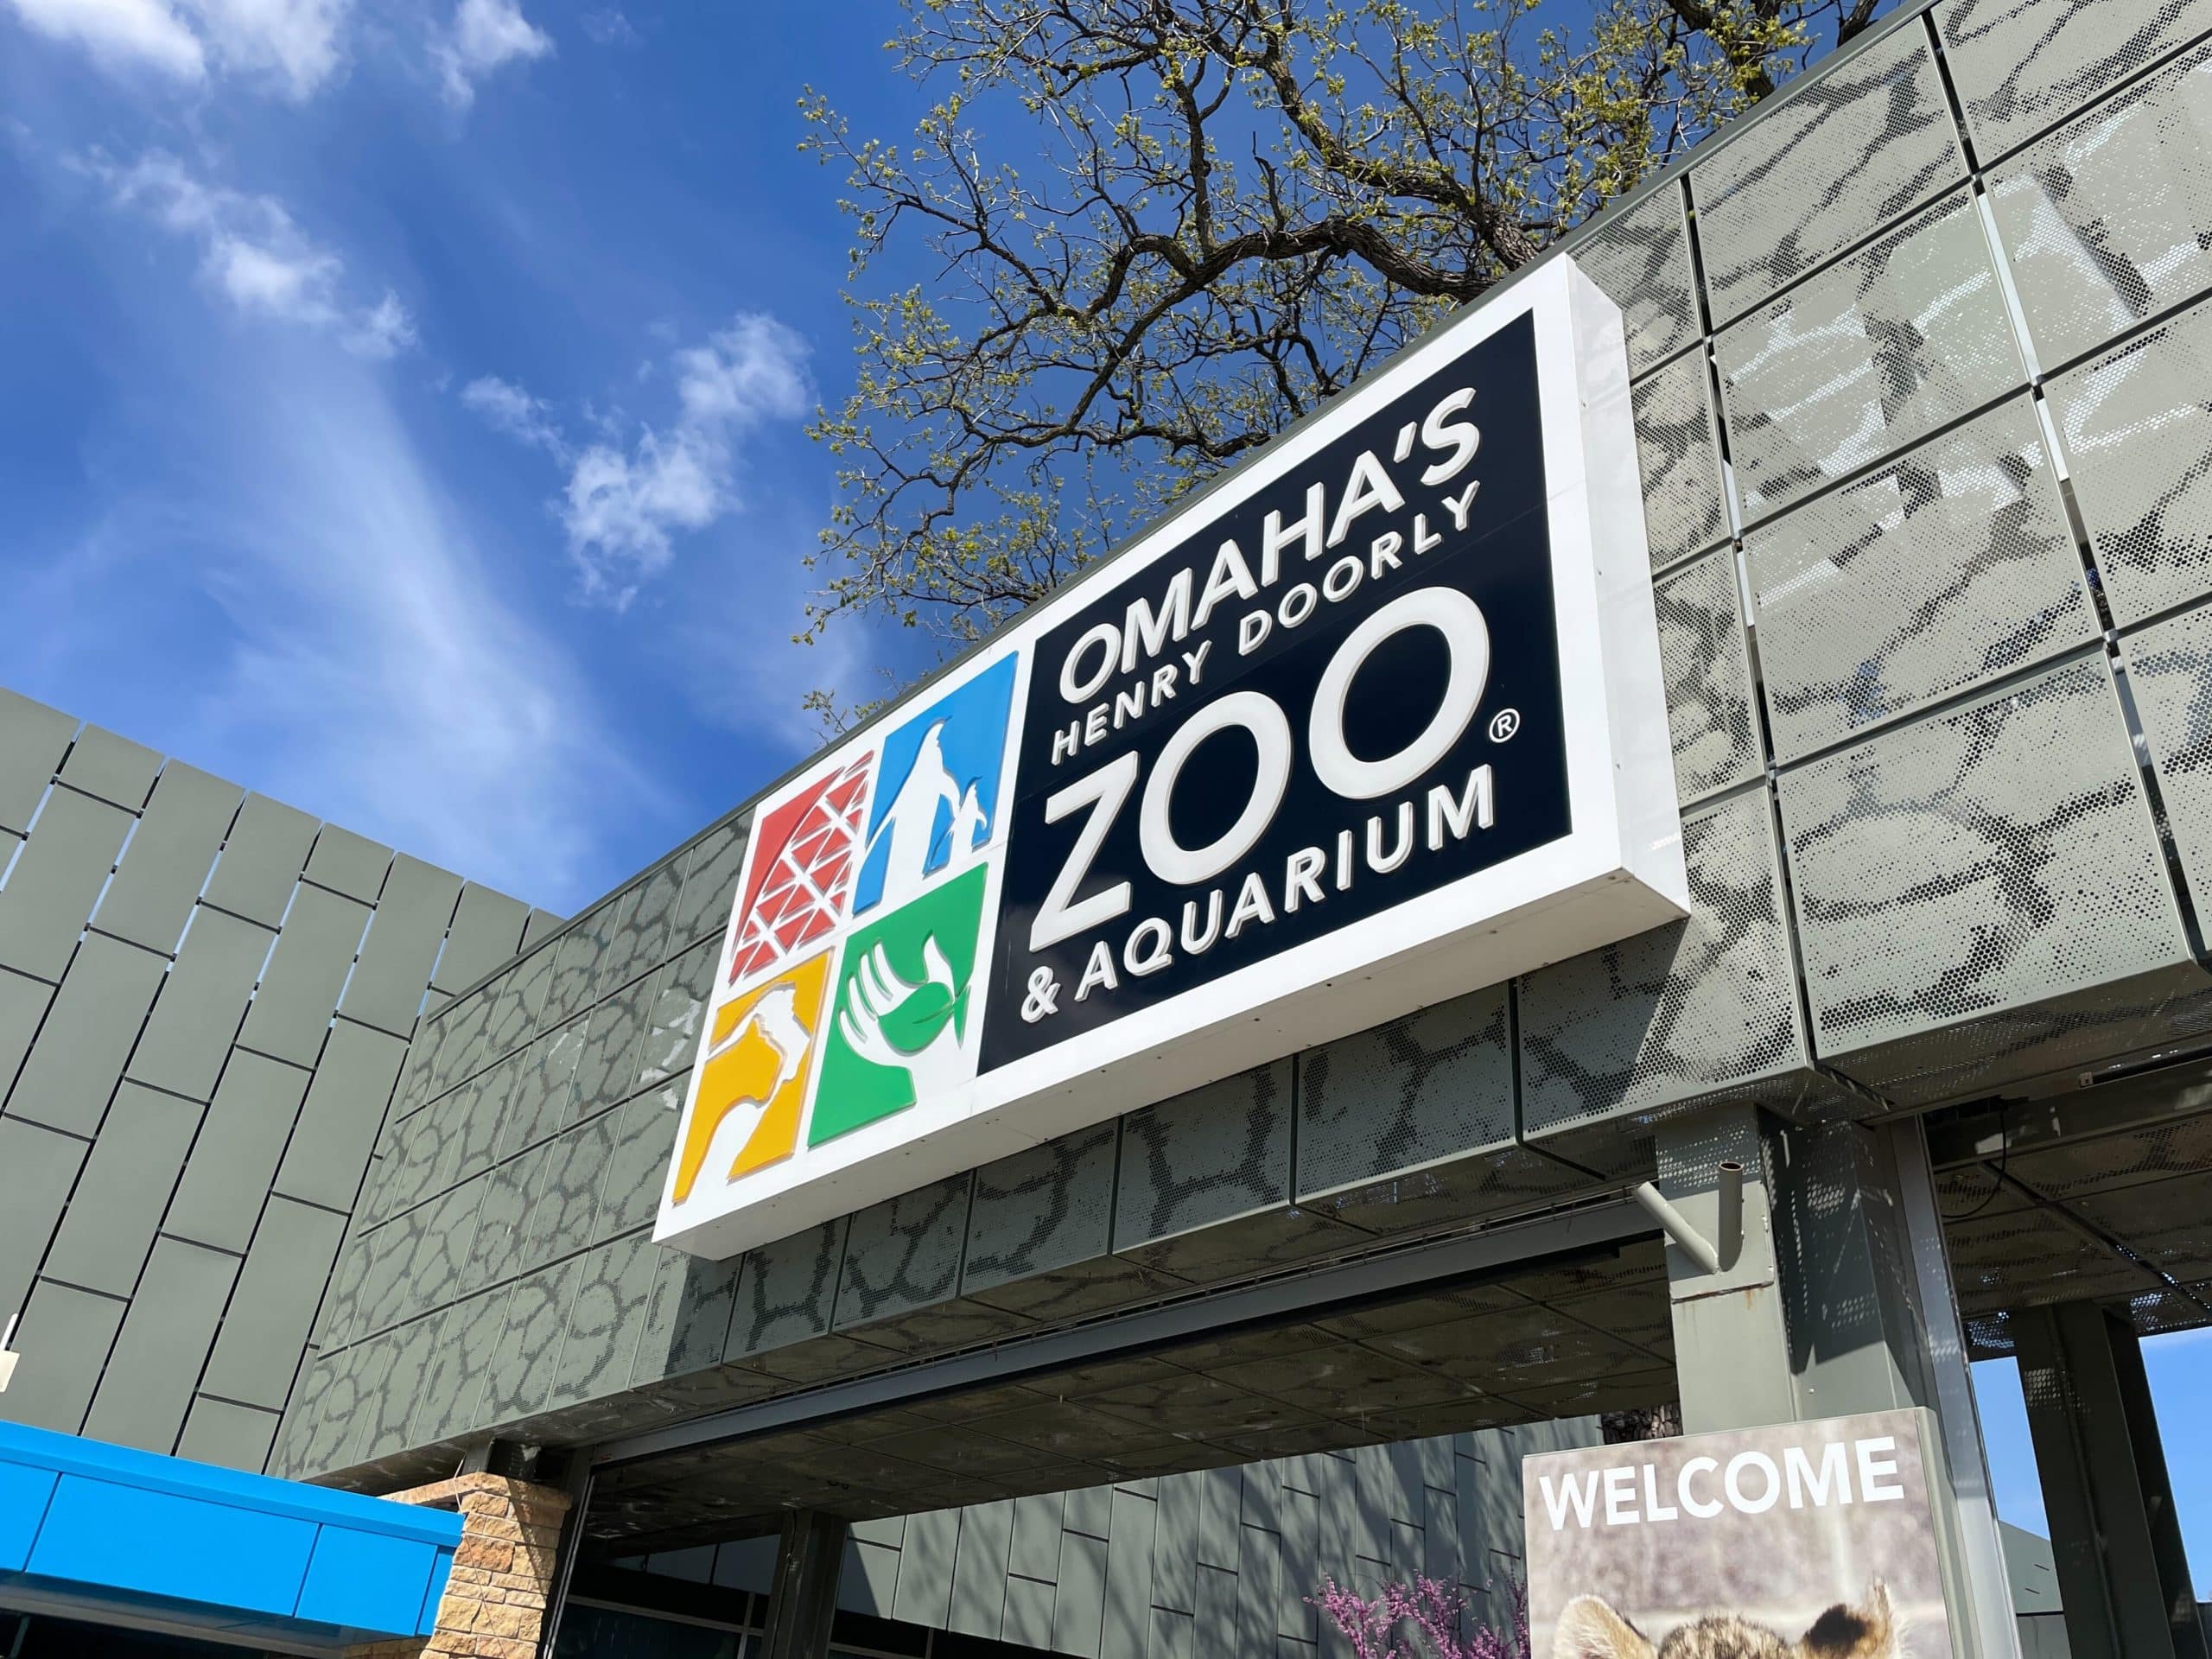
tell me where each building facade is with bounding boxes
[3,0,2211,1656]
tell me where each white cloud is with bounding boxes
[82,149,411,356]
[462,315,811,608]
[577,6,634,46]
[461,373,565,455]
[4,0,350,97]
[433,0,550,107]
[184,0,350,99]
[6,0,205,79]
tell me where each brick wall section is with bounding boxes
[345,1471,571,1659]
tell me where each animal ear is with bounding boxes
[1553,1595,1656,1659]
[1800,1579,1897,1658]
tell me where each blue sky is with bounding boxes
[0,0,932,912]
[2,0,2207,1596]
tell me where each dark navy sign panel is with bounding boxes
[984,312,1568,1070]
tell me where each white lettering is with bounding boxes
[1725,1452,1782,1515]
[1414,513,1442,555]
[1858,1437,1904,1502]
[1679,1457,1723,1519]
[1122,569,1193,674]
[1310,588,1491,800]
[1278,582,1317,630]
[1785,1443,1851,1511]
[1603,1466,1637,1528]
[1262,482,1324,579]
[1225,871,1275,938]
[1642,1463,1678,1522]
[1283,847,1326,912]
[1443,478,1483,532]
[1238,610,1272,657]
[1139,691,1293,887]
[1150,664,1179,706]
[1179,892,1224,955]
[1366,803,1414,874]
[1539,1471,1601,1532]
[1420,387,1480,485]
[1031,752,1138,951]
[1322,554,1363,604]
[1074,940,1119,1001]
[1370,531,1402,579]
[1427,767,1496,849]
[1326,449,1405,548]
[1063,622,1121,702]
[1193,540,1260,631]
[1123,918,1174,976]
[1183,640,1213,684]
[1052,721,1081,766]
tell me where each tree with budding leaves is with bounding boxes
[799,0,1886,715]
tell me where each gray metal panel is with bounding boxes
[1233,1520,1278,1659]
[0,690,73,836]
[673,819,750,947]
[895,1509,961,1629]
[340,855,462,1037]
[2047,293,2212,625]
[42,1081,201,1298]
[4,931,168,1136]
[1103,1487,1159,1659]
[597,1080,681,1240]
[1197,1466,1241,1571]
[0,1279,125,1433]
[1987,42,2212,368]
[1067,1484,1113,1541]
[57,727,162,812]
[842,1538,901,1617]
[0,785,132,982]
[1053,1530,1110,1659]
[0,1117,86,1322]
[1278,1487,1318,1641]
[1745,397,2097,762]
[1561,181,1700,375]
[128,906,272,1100]
[83,1236,239,1453]
[440,1056,518,1190]
[1653,548,1761,803]
[408,1288,507,1447]
[638,938,714,1085]
[499,1018,585,1158]
[302,824,392,904]
[167,1051,311,1253]
[388,1177,489,1330]
[1115,1060,1347,1283]
[1694,25,1966,322]
[1005,1573,1058,1649]
[1518,791,1810,1173]
[483,945,560,1066]
[1630,350,1729,571]
[950,1500,1015,1639]
[571,978,651,1119]
[479,1255,584,1427]
[962,1122,1118,1296]
[601,861,683,993]
[273,1018,408,1211]
[200,1195,347,1410]
[1937,0,2212,158]
[202,794,317,928]
[1151,1607,1196,1659]
[1009,1491,1066,1584]
[729,1219,847,1360]
[531,1112,617,1261]
[550,1231,659,1408]
[1298,985,1565,1237]
[433,883,532,995]
[522,907,564,950]
[1779,653,2189,1068]
[175,1396,281,1472]
[238,882,369,1067]
[2125,599,2212,917]
[1716,190,2024,524]
[91,763,238,954]
[0,968,48,1108]
[545,900,616,1027]
[463,1140,554,1293]
[1152,1472,1199,1615]
[835,1173,973,1335]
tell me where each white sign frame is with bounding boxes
[658,256,1686,1260]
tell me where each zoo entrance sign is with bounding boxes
[658,257,1687,1260]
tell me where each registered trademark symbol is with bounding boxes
[1489,709,1521,743]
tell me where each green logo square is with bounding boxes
[811,863,989,1146]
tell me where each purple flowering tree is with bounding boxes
[1310,1575,1531,1659]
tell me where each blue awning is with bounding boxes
[0,1421,461,1652]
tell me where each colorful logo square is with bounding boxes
[812,863,990,1145]
[853,656,1017,917]
[728,753,872,983]
[673,950,830,1203]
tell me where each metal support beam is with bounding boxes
[2014,1302,2207,1659]
[595,1195,1652,1469]
[537,1449,596,1659]
[757,1510,849,1659]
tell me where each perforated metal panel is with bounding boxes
[1986,41,2212,368]
[834,1173,1018,1356]
[1562,181,1700,375]
[1745,398,2097,760]
[1517,791,1816,1177]
[1694,25,1967,323]
[1630,352,1731,569]
[2123,599,2212,914]
[1296,987,1587,1236]
[1938,0,2212,159]
[2046,295,2212,623]
[1717,190,2025,523]
[1654,548,1762,800]
[1779,652,2190,1082]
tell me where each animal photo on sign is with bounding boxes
[1524,1410,1953,1659]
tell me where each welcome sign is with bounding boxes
[658,257,1686,1260]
